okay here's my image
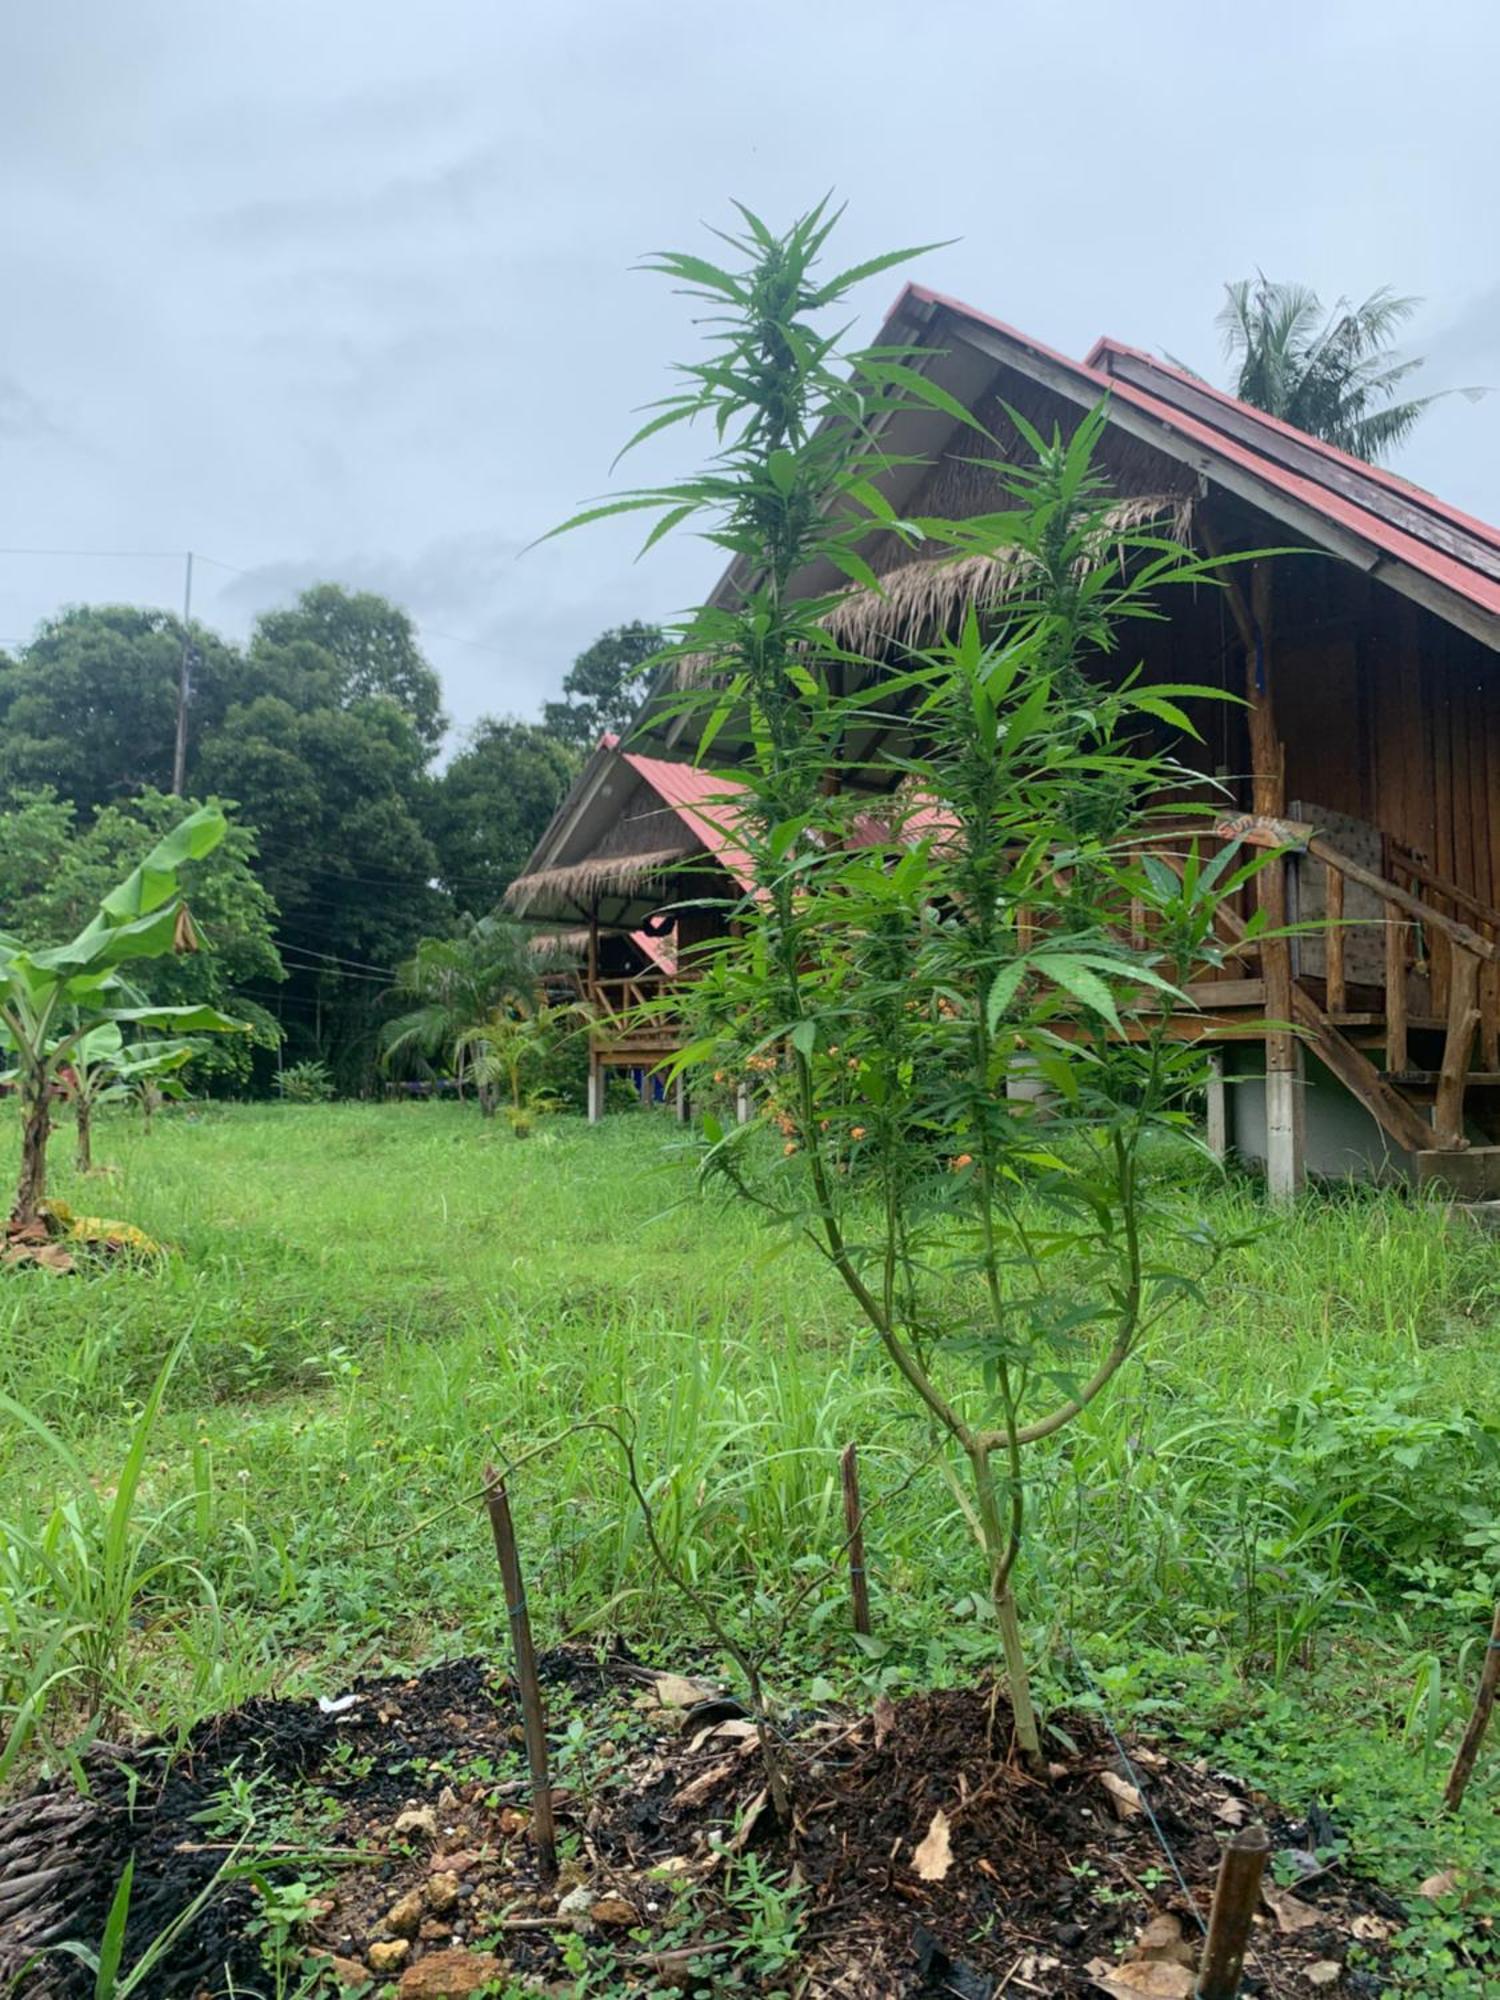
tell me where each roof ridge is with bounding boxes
[1085,336,1500,555]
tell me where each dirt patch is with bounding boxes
[1,1653,1406,1997]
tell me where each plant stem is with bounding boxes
[969,1441,1042,1765]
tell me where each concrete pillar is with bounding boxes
[736,1083,751,1126]
[587,1052,604,1125]
[1264,1045,1306,1205]
[1206,1050,1228,1160]
[673,1072,688,1123]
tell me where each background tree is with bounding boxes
[249,584,448,753]
[428,717,579,911]
[0,607,242,814]
[1213,275,1465,461]
[542,621,662,746]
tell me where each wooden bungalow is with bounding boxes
[509,286,1500,1196]
[505,733,750,1120]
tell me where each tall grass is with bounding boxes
[1,1104,1496,1914]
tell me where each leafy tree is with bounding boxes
[572,203,1251,1773]
[382,914,564,1117]
[0,808,247,1224]
[0,790,283,1089]
[542,621,662,746]
[249,584,447,753]
[1214,275,1456,461]
[0,607,243,814]
[428,718,579,910]
[196,696,443,1087]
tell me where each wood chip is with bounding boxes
[911,1808,953,1882]
[1419,1867,1461,1901]
[671,1758,735,1810]
[872,1693,897,1749]
[1305,1963,1342,1988]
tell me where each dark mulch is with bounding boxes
[0,1652,1406,1998]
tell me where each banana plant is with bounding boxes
[51,1026,200,1172]
[0,807,245,1226]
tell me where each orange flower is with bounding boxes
[850,1126,866,1141]
[783,1141,798,1156]
[952,1153,974,1170]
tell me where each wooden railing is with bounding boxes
[1199,815,1500,1149]
[584,974,669,1022]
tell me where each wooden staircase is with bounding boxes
[1190,814,1500,1193]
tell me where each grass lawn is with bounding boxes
[2,1101,1498,1992]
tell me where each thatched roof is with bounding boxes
[505,848,689,917]
[668,493,1193,687]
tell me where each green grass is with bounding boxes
[3,1102,1498,1991]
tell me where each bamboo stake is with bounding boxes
[483,1464,558,1879]
[840,1443,872,1636]
[1443,1603,1500,1814]
[1195,1821,1269,1999]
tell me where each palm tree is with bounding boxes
[382,914,570,1116]
[1215,275,1454,462]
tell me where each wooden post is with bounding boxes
[1434,946,1480,1145]
[1385,902,1409,1076]
[840,1443,872,1636]
[1324,862,1346,1015]
[483,1466,558,1880]
[587,1050,604,1125]
[1205,1050,1228,1161]
[1195,1822,1269,1999]
[736,1082,751,1126]
[1443,1602,1500,1813]
[638,1066,654,1109]
[673,1071,688,1123]
[1247,565,1302,1204]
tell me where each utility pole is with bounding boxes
[171,551,194,797]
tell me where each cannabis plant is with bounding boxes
[560,202,1256,1765]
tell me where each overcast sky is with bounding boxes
[3,0,1498,743]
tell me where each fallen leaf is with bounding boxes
[1133,1914,1194,1967]
[1419,1868,1461,1901]
[1350,1914,1391,1942]
[873,1693,897,1749]
[1098,1769,1144,1819]
[1213,1794,1249,1825]
[1305,1963,1342,1989]
[688,1717,759,1751]
[651,1672,715,1710]
[1263,1883,1324,1934]
[1085,1956,1196,1998]
[590,1895,636,1926]
[726,1788,767,1853]
[912,1808,953,1882]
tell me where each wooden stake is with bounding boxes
[840,1443,872,1636]
[1195,1821,1269,1999]
[483,1464,558,1880]
[1443,1602,1500,1814]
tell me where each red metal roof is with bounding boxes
[615,744,756,891]
[899,285,1500,629]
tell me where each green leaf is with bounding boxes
[986,959,1029,1029]
[1033,953,1124,1034]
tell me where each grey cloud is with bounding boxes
[3,0,1499,740]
